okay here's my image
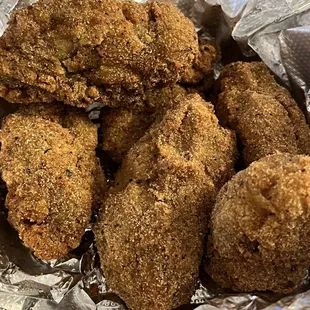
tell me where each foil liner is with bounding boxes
[0,0,18,36]
[232,0,310,113]
[192,0,310,114]
[1,0,310,310]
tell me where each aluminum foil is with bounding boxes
[192,0,310,116]
[1,0,310,309]
[232,0,310,114]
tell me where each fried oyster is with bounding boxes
[216,61,310,166]
[100,38,220,163]
[205,154,310,294]
[180,38,220,91]
[0,104,106,260]
[100,85,186,162]
[0,0,198,108]
[95,94,237,310]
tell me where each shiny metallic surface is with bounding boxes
[0,0,310,309]
[218,0,248,18]
[232,0,310,124]
[0,0,18,36]
[280,25,310,113]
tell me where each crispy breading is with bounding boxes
[0,0,198,108]
[0,104,106,260]
[180,38,220,91]
[95,94,237,310]
[101,85,186,162]
[220,90,300,165]
[117,94,237,192]
[205,154,310,293]
[216,62,310,166]
[101,107,154,163]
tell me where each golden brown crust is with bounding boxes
[0,104,106,260]
[100,85,187,162]
[101,107,154,163]
[205,154,310,294]
[0,0,198,108]
[180,38,220,91]
[219,90,299,165]
[95,94,237,310]
[216,62,310,165]
[117,94,237,192]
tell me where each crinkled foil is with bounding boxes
[232,0,310,114]
[1,0,310,309]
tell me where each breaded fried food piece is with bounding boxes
[205,154,310,294]
[0,0,198,108]
[95,94,237,310]
[117,95,237,192]
[0,104,106,260]
[101,107,154,163]
[180,38,220,91]
[220,90,300,165]
[101,85,186,162]
[216,62,310,166]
